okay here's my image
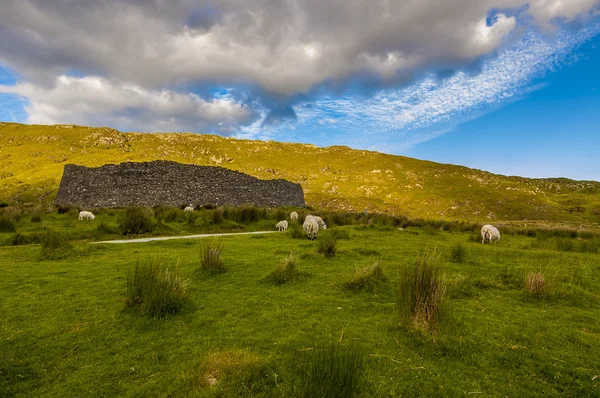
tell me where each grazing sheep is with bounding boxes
[303,218,319,240]
[290,211,299,222]
[78,211,95,221]
[184,206,194,213]
[313,216,327,230]
[276,220,289,231]
[481,225,500,244]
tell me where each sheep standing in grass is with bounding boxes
[184,206,194,213]
[276,220,289,231]
[481,225,500,244]
[303,218,319,240]
[78,211,95,221]
[306,215,327,230]
[290,211,298,222]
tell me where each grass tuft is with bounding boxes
[317,230,338,258]
[125,257,187,317]
[289,223,304,239]
[0,217,16,232]
[270,253,299,284]
[199,240,226,274]
[450,243,467,263]
[297,342,364,398]
[40,229,72,259]
[345,260,387,292]
[398,249,447,331]
[525,272,548,296]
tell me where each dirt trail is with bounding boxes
[91,230,278,244]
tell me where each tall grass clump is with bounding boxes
[398,249,447,331]
[119,207,154,235]
[317,230,338,258]
[296,342,364,398]
[40,229,72,259]
[199,240,226,274]
[270,253,298,284]
[125,257,187,317]
[345,260,387,292]
[289,223,304,239]
[450,243,467,263]
[0,217,16,232]
[30,211,42,223]
[525,272,548,297]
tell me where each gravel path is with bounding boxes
[91,230,278,244]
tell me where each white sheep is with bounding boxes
[481,224,500,244]
[184,206,194,213]
[78,211,95,221]
[276,220,289,231]
[313,216,327,230]
[303,218,319,240]
[290,211,299,222]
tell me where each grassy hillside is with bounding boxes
[1,122,599,224]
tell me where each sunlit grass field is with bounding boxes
[1,207,599,396]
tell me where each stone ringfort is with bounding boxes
[55,160,305,209]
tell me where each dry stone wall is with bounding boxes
[55,161,305,208]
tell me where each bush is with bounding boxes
[289,223,304,239]
[450,243,467,263]
[317,230,338,258]
[186,212,198,227]
[211,208,224,225]
[96,220,117,235]
[398,249,447,331]
[40,229,72,259]
[296,342,364,398]
[345,260,387,292]
[153,206,181,223]
[56,205,73,214]
[125,257,187,317]
[525,272,547,296]
[222,205,267,224]
[0,217,16,233]
[9,233,29,245]
[119,207,154,235]
[200,240,226,274]
[270,253,298,284]
[0,206,21,222]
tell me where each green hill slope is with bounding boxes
[1,122,599,224]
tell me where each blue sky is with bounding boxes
[1,1,599,181]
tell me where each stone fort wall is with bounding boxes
[55,161,305,208]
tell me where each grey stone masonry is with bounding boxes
[55,161,305,208]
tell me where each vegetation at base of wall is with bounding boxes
[119,207,154,235]
[125,257,187,317]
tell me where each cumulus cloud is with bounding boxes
[0,0,598,95]
[0,76,253,133]
[0,0,598,136]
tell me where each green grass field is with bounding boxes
[1,207,599,397]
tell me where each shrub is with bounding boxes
[525,272,547,296]
[153,206,181,223]
[125,257,187,317]
[450,243,467,263]
[289,223,304,239]
[199,240,226,274]
[0,217,16,233]
[0,207,21,222]
[40,229,72,259]
[119,207,154,235]
[270,253,298,284]
[186,212,198,227]
[57,205,73,214]
[398,249,447,331]
[297,342,364,398]
[345,260,387,292]
[317,231,338,258]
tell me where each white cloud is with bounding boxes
[272,25,600,151]
[0,75,252,133]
